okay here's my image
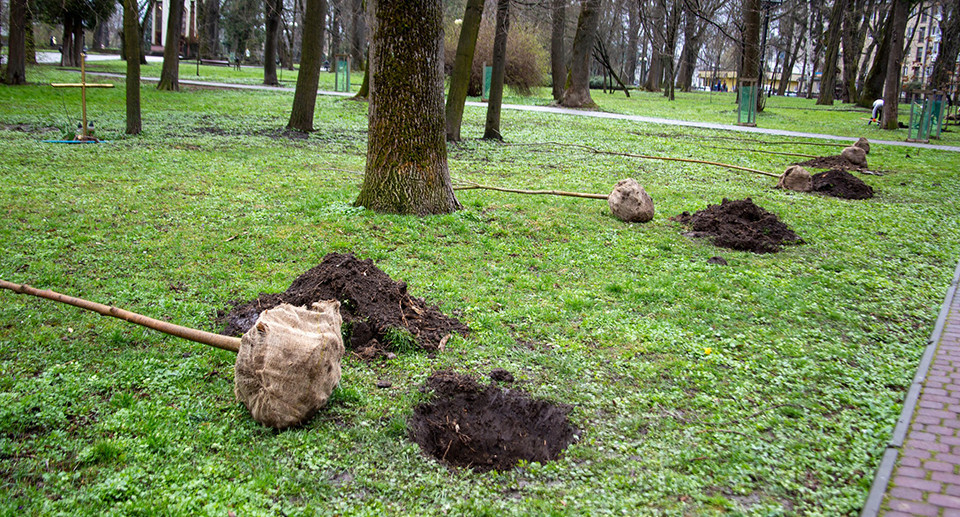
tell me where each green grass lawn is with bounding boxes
[1,64,959,515]
[76,54,960,147]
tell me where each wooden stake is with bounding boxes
[51,53,115,139]
[0,280,241,353]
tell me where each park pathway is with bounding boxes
[87,72,960,153]
[862,260,960,516]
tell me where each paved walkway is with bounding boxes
[862,260,960,516]
[86,72,960,154]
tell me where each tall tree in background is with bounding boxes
[200,0,222,58]
[816,0,848,104]
[551,0,566,101]
[643,0,665,91]
[882,0,909,129]
[625,0,640,85]
[840,0,871,103]
[445,0,484,141]
[805,0,824,98]
[350,0,366,69]
[287,0,326,131]
[930,0,960,91]
[124,0,142,134]
[484,0,510,139]
[264,0,283,85]
[37,0,116,66]
[561,0,602,107]
[858,1,892,106]
[356,0,460,215]
[157,0,185,90]
[4,0,27,84]
[742,0,761,85]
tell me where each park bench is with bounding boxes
[200,59,232,67]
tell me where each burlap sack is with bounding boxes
[776,165,812,192]
[234,301,344,429]
[854,137,870,155]
[608,178,655,223]
[841,146,868,167]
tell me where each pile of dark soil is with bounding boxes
[672,198,804,254]
[793,155,864,172]
[408,370,577,472]
[219,253,468,354]
[811,169,874,199]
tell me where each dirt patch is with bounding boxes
[793,154,865,172]
[408,370,576,472]
[219,253,467,353]
[671,198,804,254]
[811,169,874,199]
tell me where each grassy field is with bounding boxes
[79,55,960,146]
[1,64,959,515]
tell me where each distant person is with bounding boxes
[869,98,884,125]
[233,53,241,71]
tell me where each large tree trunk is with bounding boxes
[662,0,681,100]
[264,0,283,85]
[561,0,602,108]
[61,15,84,67]
[157,0,185,91]
[124,0,142,135]
[882,0,909,129]
[816,0,847,105]
[930,0,960,91]
[356,0,460,215]
[445,0,483,141]
[483,0,510,139]
[287,0,327,131]
[859,3,892,106]
[4,0,27,85]
[551,0,566,101]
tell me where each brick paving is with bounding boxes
[863,260,960,516]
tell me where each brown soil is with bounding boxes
[811,169,874,200]
[408,370,577,472]
[219,253,468,353]
[672,198,804,254]
[793,155,865,172]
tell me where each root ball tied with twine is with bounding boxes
[0,280,344,430]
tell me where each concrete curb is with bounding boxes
[860,258,960,516]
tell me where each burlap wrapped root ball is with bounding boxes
[608,178,655,222]
[854,137,870,154]
[776,165,812,192]
[234,301,345,429]
[841,146,868,167]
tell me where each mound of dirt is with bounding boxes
[408,370,577,472]
[672,198,804,254]
[793,153,866,172]
[219,253,468,353]
[811,169,875,199]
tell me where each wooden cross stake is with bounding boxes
[51,53,114,139]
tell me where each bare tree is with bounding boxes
[551,0,566,100]
[562,0,602,107]
[264,0,283,85]
[881,0,909,129]
[4,0,27,84]
[445,0,484,141]
[124,0,142,134]
[484,0,510,139]
[157,0,185,91]
[287,0,327,131]
[930,0,960,91]
[816,0,848,104]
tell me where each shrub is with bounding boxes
[444,17,547,97]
